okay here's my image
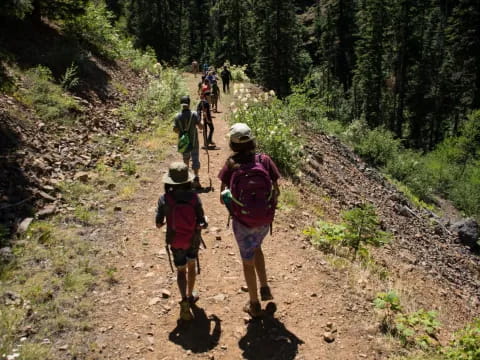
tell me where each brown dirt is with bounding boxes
[88,73,479,360]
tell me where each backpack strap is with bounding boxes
[178,112,193,133]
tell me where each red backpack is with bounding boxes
[229,154,276,228]
[165,193,198,249]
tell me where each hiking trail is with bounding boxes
[89,73,478,360]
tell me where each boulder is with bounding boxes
[451,218,479,249]
[0,247,14,264]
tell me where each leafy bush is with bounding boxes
[65,2,120,59]
[374,291,403,332]
[354,127,402,167]
[118,41,159,74]
[286,87,342,134]
[230,97,303,175]
[342,204,392,259]
[444,319,480,359]
[304,203,391,259]
[226,63,249,82]
[120,67,184,131]
[122,159,137,175]
[303,221,347,252]
[60,62,80,90]
[20,66,82,123]
[395,310,441,349]
[449,163,480,218]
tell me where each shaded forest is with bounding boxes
[2,0,479,150]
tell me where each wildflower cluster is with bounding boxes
[230,84,303,175]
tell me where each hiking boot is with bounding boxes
[179,300,193,321]
[243,301,262,318]
[192,177,201,189]
[260,286,274,301]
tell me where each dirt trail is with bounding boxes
[89,74,474,360]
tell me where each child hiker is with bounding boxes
[156,162,208,321]
[218,123,281,318]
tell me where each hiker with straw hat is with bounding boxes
[156,162,208,321]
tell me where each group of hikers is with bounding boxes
[155,85,280,321]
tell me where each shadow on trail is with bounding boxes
[168,305,221,353]
[239,302,304,360]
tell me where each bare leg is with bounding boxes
[177,267,187,300]
[254,247,268,287]
[186,259,196,297]
[242,259,259,303]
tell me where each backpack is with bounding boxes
[177,113,194,153]
[229,154,276,228]
[165,193,199,250]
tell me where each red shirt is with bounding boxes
[201,84,211,97]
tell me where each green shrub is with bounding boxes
[60,62,80,90]
[304,221,347,252]
[286,89,343,134]
[304,204,391,259]
[120,67,184,131]
[444,319,480,359]
[354,127,402,167]
[342,204,392,259]
[230,98,303,175]
[374,291,403,332]
[395,310,441,349]
[449,163,480,219]
[20,66,82,123]
[226,63,249,82]
[118,40,159,74]
[65,2,120,59]
[122,159,137,175]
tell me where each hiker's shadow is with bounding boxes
[168,305,221,353]
[239,302,303,360]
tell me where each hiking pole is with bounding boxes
[202,108,213,192]
[166,245,174,273]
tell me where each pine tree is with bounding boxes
[253,0,305,96]
[352,0,386,127]
[318,0,357,92]
[444,0,480,134]
[210,0,252,66]
[0,0,33,19]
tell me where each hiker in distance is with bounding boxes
[156,162,208,321]
[191,60,199,77]
[198,79,215,147]
[174,95,202,188]
[218,123,280,318]
[221,65,233,93]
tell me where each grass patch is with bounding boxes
[18,66,82,124]
[0,221,99,358]
[278,186,301,212]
